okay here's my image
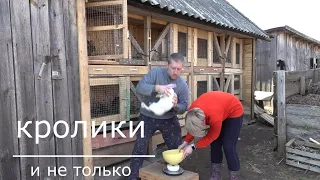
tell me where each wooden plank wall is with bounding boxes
[11,0,39,179]
[0,0,20,179]
[0,0,84,179]
[243,39,253,106]
[256,31,320,94]
[31,0,55,179]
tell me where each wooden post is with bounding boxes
[251,39,257,120]
[315,69,320,83]
[187,27,193,63]
[123,0,128,59]
[144,15,151,66]
[230,74,235,94]
[191,28,196,101]
[193,28,198,67]
[207,32,213,91]
[273,72,278,151]
[300,76,306,95]
[145,16,152,153]
[172,24,178,53]
[208,32,213,67]
[169,23,174,55]
[77,0,93,179]
[276,70,286,157]
[126,76,131,121]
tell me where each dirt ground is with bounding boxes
[287,82,320,106]
[97,120,319,180]
[179,121,320,180]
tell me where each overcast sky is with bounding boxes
[226,0,320,41]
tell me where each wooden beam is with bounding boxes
[300,76,306,95]
[213,32,225,90]
[231,38,236,67]
[150,23,170,59]
[123,0,128,59]
[225,35,232,56]
[77,0,93,178]
[173,23,179,53]
[144,15,151,65]
[169,23,174,55]
[128,31,144,55]
[230,74,235,94]
[193,67,243,74]
[207,75,213,91]
[213,76,220,90]
[152,18,168,25]
[251,39,256,120]
[86,25,124,31]
[89,65,149,75]
[88,54,123,60]
[187,27,193,62]
[276,70,286,157]
[208,32,213,67]
[193,28,198,66]
[85,1,122,7]
[224,75,231,92]
[128,13,143,20]
[191,28,196,101]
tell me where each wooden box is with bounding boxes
[139,162,199,180]
[285,138,320,173]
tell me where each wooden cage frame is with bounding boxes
[79,1,256,176]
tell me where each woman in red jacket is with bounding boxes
[178,91,244,180]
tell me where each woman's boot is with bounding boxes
[210,163,222,180]
[229,170,239,180]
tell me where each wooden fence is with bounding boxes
[273,68,320,157]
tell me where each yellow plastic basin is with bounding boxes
[162,149,184,165]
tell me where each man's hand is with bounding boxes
[182,145,193,159]
[155,85,171,96]
[172,93,178,107]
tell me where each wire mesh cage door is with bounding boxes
[86,0,128,62]
[89,77,128,126]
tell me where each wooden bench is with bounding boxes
[139,162,199,180]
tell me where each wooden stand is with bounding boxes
[139,162,199,180]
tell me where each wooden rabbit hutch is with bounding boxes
[82,0,270,168]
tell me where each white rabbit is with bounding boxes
[141,88,175,116]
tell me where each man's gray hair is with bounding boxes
[185,108,207,137]
[168,53,184,64]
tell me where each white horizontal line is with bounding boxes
[13,155,155,158]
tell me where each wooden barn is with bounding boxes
[0,0,269,179]
[256,25,320,97]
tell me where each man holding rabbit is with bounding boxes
[128,53,189,180]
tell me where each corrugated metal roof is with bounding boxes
[266,25,320,45]
[134,0,270,40]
